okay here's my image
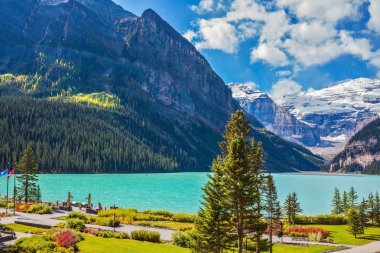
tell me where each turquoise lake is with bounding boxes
[1,173,379,215]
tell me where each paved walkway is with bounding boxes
[0,208,175,241]
[332,241,380,253]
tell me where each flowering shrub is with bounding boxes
[54,230,78,248]
[16,204,31,212]
[286,226,330,238]
[27,204,53,214]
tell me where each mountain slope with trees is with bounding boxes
[329,117,380,174]
[0,0,323,173]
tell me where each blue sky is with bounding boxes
[114,0,380,94]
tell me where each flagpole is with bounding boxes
[13,166,16,215]
[6,175,9,215]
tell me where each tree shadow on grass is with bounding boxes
[357,234,380,241]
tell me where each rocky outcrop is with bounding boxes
[230,83,320,146]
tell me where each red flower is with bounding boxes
[55,230,77,248]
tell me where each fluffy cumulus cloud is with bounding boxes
[187,0,380,77]
[367,0,380,33]
[195,18,239,53]
[251,43,289,66]
[270,79,302,103]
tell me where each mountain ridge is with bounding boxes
[0,0,323,173]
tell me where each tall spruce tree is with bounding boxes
[347,208,364,238]
[342,191,349,212]
[375,192,380,224]
[367,192,375,224]
[348,187,358,209]
[194,156,231,253]
[332,188,343,214]
[284,192,302,226]
[264,175,281,253]
[220,110,266,253]
[359,198,367,230]
[17,146,39,203]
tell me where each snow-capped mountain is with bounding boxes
[230,83,320,146]
[231,78,380,160]
[277,78,380,158]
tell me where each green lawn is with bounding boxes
[4,223,49,233]
[303,224,380,246]
[78,234,191,253]
[265,244,342,253]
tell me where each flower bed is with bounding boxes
[286,226,330,239]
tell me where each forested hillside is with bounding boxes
[0,96,221,173]
[329,118,380,174]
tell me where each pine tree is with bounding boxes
[348,186,358,209]
[367,192,375,224]
[375,192,380,225]
[359,198,367,231]
[331,188,343,214]
[219,110,266,253]
[284,192,302,226]
[264,175,281,253]
[342,191,349,212]
[194,157,231,253]
[16,146,39,203]
[347,208,364,238]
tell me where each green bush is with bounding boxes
[295,214,347,225]
[172,231,194,248]
[143,209,173,217]
[27,204,52,214]
[131,230,160,243]
[171,213,197,223]
[65,218,85,232]
[135,213,170,221]
[0,200,7,208]
[98,231,129,239]
[93,217,120,227]
[10,235,56,253]
[98,209,136,219]
[67,211,86,221]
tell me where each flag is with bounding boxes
[7,169,14,179]
[0,169,8,177]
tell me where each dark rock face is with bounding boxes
[0,0,323,172]
[231,84,320,146]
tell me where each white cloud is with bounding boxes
[195,18,239,53]
[190,0,227,14]
[242,81,258,89]
[276,0,362,24]
[191,0,214,14]
[270,79,302,103]
[368,0,380,33]
[251,43,289,66]
[183,30,197,42]
[340,31,372,60]
[276,70,292,76]
[189,0,380,74]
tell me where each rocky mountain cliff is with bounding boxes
[279,78,380,159]
[329,117,380,174]
[0,0,323,172]
[230,83,320,146]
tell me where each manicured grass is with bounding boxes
[78,234,191,253]
[303,224,380,245]
[4,223,49,233]
[265,244,342,253]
